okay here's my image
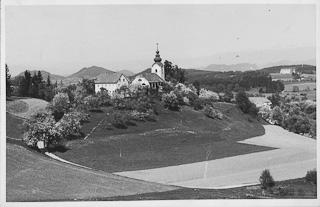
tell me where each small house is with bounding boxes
[95,72,129,94]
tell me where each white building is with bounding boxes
[280,68,296,74]
[95,72,129,94]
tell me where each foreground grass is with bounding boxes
[6,97,48,119]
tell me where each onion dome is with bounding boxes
[154,43,162,62]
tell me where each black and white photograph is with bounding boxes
[1,0,319,206]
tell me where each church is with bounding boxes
[95,44,165,94]
[131,44,165,89]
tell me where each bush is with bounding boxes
[162,91,179,110]
[305,169,317,184]
[204,106,223,119]
[271,106,284,125]
[282,114,310,134]
[57,110,86,139]
[259,169,275,190]
[199,88,219,101]
[23,110,63,148]
[193,98,203,110]
[83,95,99,110]
[97,89,111,106]
[111,111,130,128]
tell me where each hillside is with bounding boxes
[68,66,114,79]
[14,70,65,81]
[258,64,316,75]
[203,63,258,72]
[54,102,267,173]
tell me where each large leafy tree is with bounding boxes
[6,64,13,97]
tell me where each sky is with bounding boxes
[4,3,316,76]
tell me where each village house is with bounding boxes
[95,72,129,94]
[280,67,296,74]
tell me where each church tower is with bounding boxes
[151,43,165,80]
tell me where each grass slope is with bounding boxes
[54,102,272,173]
[6,143,177,202]
[6,98,48,119]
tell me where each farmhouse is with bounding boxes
[132,44,165,89]
[248,97,272,109]
[95,72,129,94]
[280,67,296,74]
[269,73,294,82]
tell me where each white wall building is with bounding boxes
[280,68,296,74]
[95,72,129,94]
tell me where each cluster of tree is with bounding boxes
[235,91,258,117]
[164,60,187,84]
[187,70,284,94]
[12,70,57,102]
[267,95,316,137]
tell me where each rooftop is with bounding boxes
[137,73,164,83]
[95,72,125,83]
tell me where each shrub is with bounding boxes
[111,111,130,128]
[83,95,99,110]
[199,88,219,101]
[57,111,85,139]
[51,92,70,113]
[305,169,317,184]
[97,89,111,106]
[282,114,310,134]
[204,106,223,119]
[259,169,275,190]
[162,91,179,110]
[23,110,63,148]
[271,106,284,125]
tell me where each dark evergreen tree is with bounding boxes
[6,64,13,97]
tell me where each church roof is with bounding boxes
[137,73,164,83]
[95,72,125,84]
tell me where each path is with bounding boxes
[116,125,316,189]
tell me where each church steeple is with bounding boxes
[151,43,165,80]
[154,43,162,62]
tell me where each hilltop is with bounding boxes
[67,66,114,79]
[14,70,65,81]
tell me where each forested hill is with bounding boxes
[258,64,316,74]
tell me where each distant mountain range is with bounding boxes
[67,66,114,79]
[118,70,135,76]
[198,63,258,72]
[15,70,66,81]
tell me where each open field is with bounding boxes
[283,82,316,92]
[53,102,270,173]
[6,98,48,119]
[6,143,178,202]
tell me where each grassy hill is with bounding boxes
[68,66,114,79]
[53,102,270,173]
[258,65,316,75]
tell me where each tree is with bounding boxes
[235,91,250,114]
[6,64,13,97]
[268,93,281,108]
[259,169,275,190]
[271,106,283,125]
[193,80,200,95]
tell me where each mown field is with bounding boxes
[283,82,316,92]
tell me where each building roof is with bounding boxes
[248,97,271,104]
[95,72,125,84]
[270,73,293,79]
[137,73,164,83]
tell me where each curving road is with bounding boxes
[116,125,317,189]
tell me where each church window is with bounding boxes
[155,69,157,73]
[138,79,142,81]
